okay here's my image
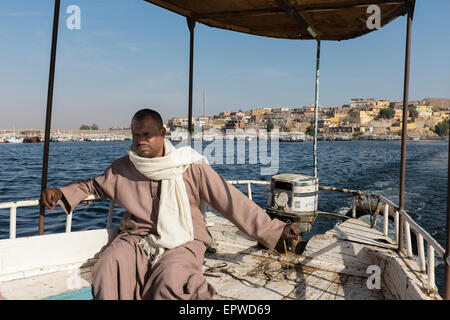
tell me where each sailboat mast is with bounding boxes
[203,88,205,116]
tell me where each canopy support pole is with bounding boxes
[446,129,450,300]
[187,17,196,146]
[38,0,61,235]
[313,40,321,178]
[398,1,414,252]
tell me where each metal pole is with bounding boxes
[445,130,450,299]
[313,40,321,178]
[398,3,414,251]
[203,88,206,116]
[38,0,61,235]
[187,17,196,146]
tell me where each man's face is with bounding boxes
[131,116,166,158]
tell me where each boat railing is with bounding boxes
[0,180,447,293]
[319,185,447,294]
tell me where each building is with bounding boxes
[251,108,265,115]
[347,110,376,125]
[167,117,183,131]
[377,100,390,108]
[393,108,404,120]
[197,116,213,130]
[318,118,331,132]
[225,119,245,130]
[350,98,376,109]
[397,122,417,130]
[211,118,227,130]
[329,126,354,134]
[409,105,434,118]
[303,105,324,113]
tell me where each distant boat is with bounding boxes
[8,137,23,144]
[9,126,23,143]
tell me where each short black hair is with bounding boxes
[132,108,163,129]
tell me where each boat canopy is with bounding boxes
[144,0,411,40]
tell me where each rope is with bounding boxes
[203,263,264,288]
[203,247,297,289]
[283,240,291,269]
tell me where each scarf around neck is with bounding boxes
[128,138,207,266]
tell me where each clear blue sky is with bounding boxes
[0,0,449,130]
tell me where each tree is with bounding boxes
[266,120,274,132]
[91,124,99,130]
[306,124,315,136]
[434,119,449,137]
[410,110,419,119]
[377,108,395,120]
[79,124,90,130]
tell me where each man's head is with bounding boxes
[131,108,166,158]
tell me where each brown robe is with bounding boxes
[57,155,286,300]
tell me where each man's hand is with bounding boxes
[41,188,63,211]
[281,223,300,240]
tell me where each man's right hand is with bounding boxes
[41,188,63,211]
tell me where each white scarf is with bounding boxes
[128,138,207,267]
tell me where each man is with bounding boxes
[41,108,299,300]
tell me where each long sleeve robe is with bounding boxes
[57,155,286,300]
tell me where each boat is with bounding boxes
[1,0,449,301]
[0,183,444,300]
[7,138,23,143]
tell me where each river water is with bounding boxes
[0,139,448,295]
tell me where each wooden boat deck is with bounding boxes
[0,212,440,300]
[203,213,388,300]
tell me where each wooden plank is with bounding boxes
[325,219,396,249]
[203,257,295,300]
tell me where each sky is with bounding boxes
[0,0,449,130]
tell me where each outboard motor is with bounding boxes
[266,174,319,251]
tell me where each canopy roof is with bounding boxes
[144,0,412,41]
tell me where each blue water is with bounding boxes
[0,140,448,295]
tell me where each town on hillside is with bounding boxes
[166,97,450,141]
[2,98,449,143]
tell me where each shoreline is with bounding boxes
[0,136,446,144]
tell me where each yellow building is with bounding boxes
[359,111,375,125]
[394,109,404,120]
[329,113,347,126]
[251,108,265,115]
[410,105,433,117]
[377,100,390,108]
[398,122,416,129]
[370,107,380,116]
[318,118,331,131]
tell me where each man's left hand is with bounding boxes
[281,223,299,240]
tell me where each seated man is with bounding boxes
[41,108,299,300]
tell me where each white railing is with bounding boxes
[319,186,448,294]
[226,180,270,201]
[0,195,114,239]
[0,180,266,239]
[374,194,447,294]
[1,181,447,294]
